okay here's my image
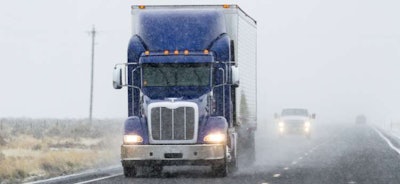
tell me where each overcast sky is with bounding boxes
[0,0,399,123]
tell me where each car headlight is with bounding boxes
[123,134,143,144]
[304,121,311,128]
[278,121,285,127]
[204,132,226,143]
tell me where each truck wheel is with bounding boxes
[228,144,239,173]
[123,166,136,177]
[238,129,256,166]
[211,162,227,177]
[242,133,256,165]
[228,157,239,173]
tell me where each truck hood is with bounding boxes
[142,86,211,100]
[142,94,209,118]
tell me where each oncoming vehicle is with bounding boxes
[274,108,315,138]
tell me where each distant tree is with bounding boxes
[240,91,249,123]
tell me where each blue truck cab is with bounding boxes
[113,5,257,177]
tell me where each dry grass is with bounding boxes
[0,118,122,183]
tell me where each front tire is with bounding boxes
[211,161,227,177]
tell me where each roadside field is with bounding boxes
[0,118,122,183]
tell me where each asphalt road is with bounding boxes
[32,122,400,184]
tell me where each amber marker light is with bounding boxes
[138,5,146,9]
[184,50,189,55]
[204,49,209,54]
[223,4,230,8]
[164,50,170,55]
[144,51,150,56]
[174,50,179,55]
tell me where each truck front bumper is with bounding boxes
[121,144,225,166]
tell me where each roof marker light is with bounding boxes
[204,49,209,54]
[184,50,189,55]
[144,51,150,56]
[164,50,170,55]
[174,50,179,55]
[138,5,146,9]
[223,4,230,8]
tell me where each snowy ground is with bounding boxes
[383,122,400,139]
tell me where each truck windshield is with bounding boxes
[281,109,309,116]
[142,63,211,87]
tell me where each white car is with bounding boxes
[274,108,315,138]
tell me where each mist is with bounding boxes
[1,0,400,183]
[1,0,399,123]
[258,0,400,124]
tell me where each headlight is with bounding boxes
[304,121,311,128]
[123,134,143,144]
[204,132,226,143]
[278,121,285,127]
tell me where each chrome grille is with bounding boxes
[150,106,195,141]
[285,120,305,127]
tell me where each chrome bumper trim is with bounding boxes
[121,144,225,161]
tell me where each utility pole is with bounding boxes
[89,26,96,123]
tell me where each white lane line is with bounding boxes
[373,127,400,155]
[284,167,289,170]
[74,173,122,184]
[273,174,281,178]
[26,165,121,184]
[304,153,308,156]
[299,157,303,160]
[291,161,297,165]
[348,181,357,184]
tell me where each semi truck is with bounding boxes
[113,4,257,177]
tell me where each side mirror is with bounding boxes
[231,66,239,87]
[113,66,123,89]
[311,113,316,119]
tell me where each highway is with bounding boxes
[31,122,400,184]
